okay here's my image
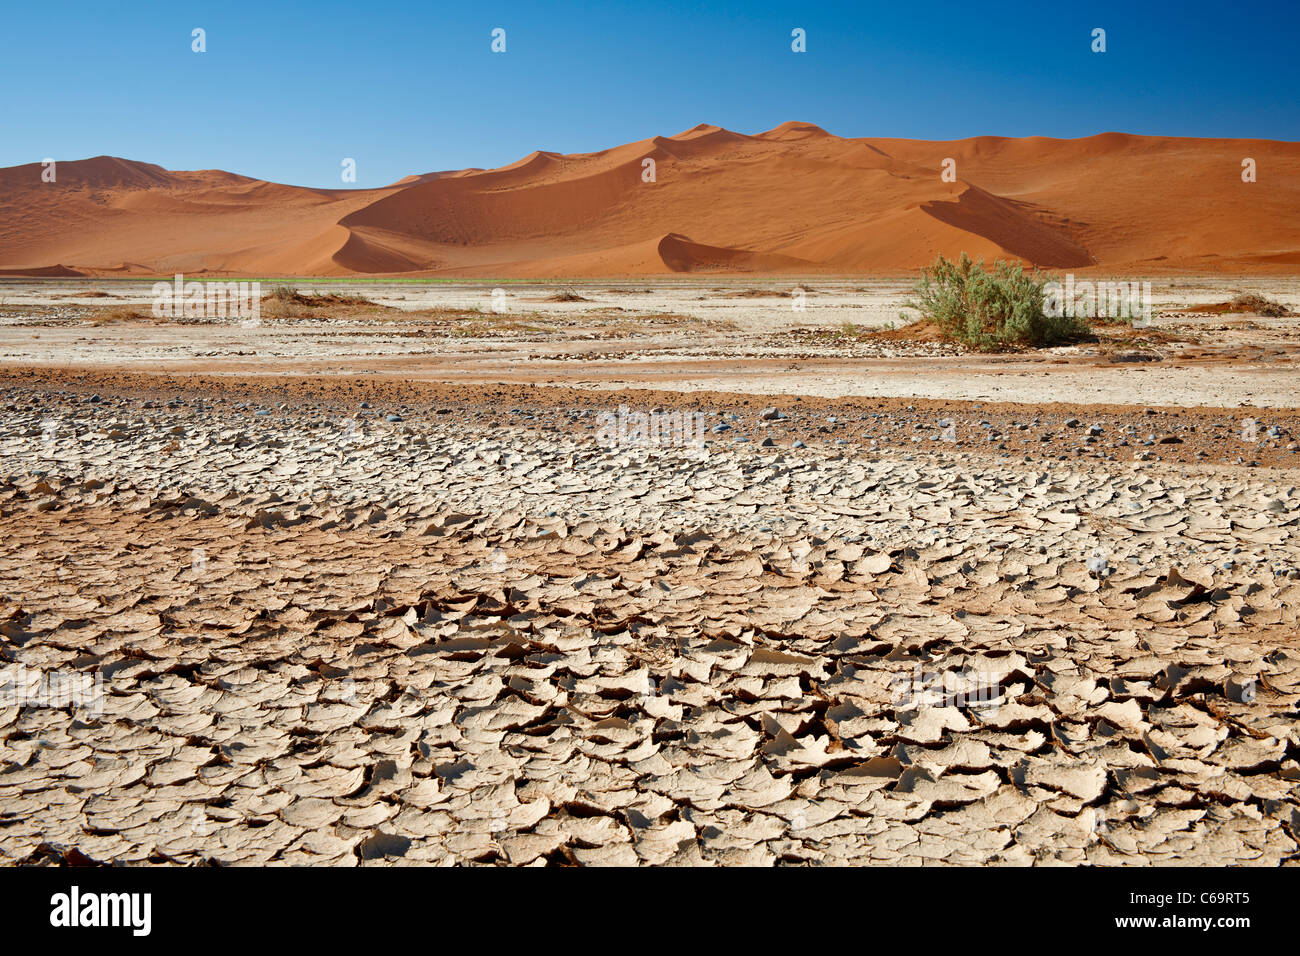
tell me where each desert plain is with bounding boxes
[1,122,1298,866]
[0,273,1298,866]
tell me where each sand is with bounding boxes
[1,282,1298,866]
[2,125,1298,277]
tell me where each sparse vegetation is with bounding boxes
[86,306,158,326]
[906,253,1087,350]
[260,286,381,319]
[265,284,299,302]
[542,288,592,303]
[1183,292,1294,318]
[265,286,372,307]
[1229,292,1292,317]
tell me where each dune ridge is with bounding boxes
[1,125,1297,276]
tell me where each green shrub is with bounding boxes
[266,284,302,302]
[905,254,1088,350]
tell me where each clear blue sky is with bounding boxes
[3,0,1296,187]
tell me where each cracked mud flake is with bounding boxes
[1,397,1299,866]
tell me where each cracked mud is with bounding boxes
[2,381,1297,866]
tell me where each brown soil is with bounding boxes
[4,367,1296,470]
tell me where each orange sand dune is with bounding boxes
[1,125,1297,277]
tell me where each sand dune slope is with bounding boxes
[1,126,1296,276]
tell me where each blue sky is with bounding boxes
[3,0,1297,187]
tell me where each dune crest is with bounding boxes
[2,126,1297,276]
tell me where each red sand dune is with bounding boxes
[1,123,1297,277]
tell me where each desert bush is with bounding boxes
[261,286,375,317]
[264,285,371,306]
[544,288,592,303]
[1230,292,1291,317]
[906,254,1087,349]
[266,284,303,303]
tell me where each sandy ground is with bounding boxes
[1,281,1298,866]
[2,278,1299,408]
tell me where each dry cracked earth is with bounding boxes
[2,381,1299,867]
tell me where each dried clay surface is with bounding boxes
[2,379,1297,866]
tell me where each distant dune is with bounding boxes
[1,123,1297,277]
